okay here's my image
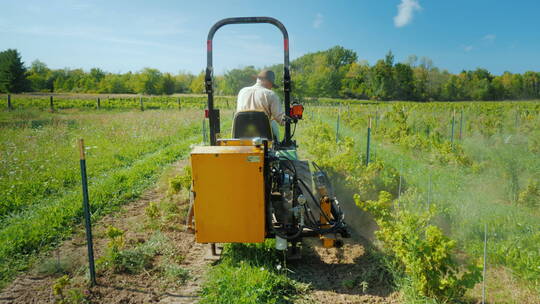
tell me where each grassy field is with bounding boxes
[1,99,539,303]
[0,108,206,287]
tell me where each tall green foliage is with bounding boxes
[0,49,28,93]
[4,47,540,100]
[221,66,257,95]
[356,192,482,301]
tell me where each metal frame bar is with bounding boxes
[205,17,292,146]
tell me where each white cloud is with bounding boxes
[394,0,422,28]
[464,45,473,52]
[313,13,323,29]
[482,34,496,42]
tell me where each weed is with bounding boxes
[145,202,161,220]
[517,179,539,208]
[162,264,189,285]
[168,166,192,195]
[52,275,70,299]
[99,232,168,274]
[36,254,77,276]
[200,241,307,304]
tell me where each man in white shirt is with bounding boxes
[236,70,285,139]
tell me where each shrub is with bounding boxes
[355,191,482,301]
[145,202,161,219]
[168,166,192,195]
[162,264,189,285]
[517,179,539,208]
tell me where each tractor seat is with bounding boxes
[232,111,273,140]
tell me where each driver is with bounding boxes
[236,69,285,139]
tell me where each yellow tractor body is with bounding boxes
[190,145,266,243]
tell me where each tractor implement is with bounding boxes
[187,17,350,258]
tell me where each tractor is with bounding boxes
[186,17,350,258]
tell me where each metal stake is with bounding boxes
[459,109,463,140]
[336,112,340,143]
[375,109,379,130]
[451,109,455,145]
[78,139,97,286]
[482,223,487,304]
[398,161,403,199]
[366,118,371,166]
[427,172,431,211]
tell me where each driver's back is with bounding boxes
[237,79,283,125]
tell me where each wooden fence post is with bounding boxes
[97,97,101,109]
[7,94,12,110]
[140,96,144,111]
[50,96,54,112]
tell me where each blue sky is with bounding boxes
[1,0,539,75]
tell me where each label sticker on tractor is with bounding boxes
[247,156,260,163]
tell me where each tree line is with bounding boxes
[1,47,539,101]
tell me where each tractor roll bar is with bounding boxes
[205,17,292,146]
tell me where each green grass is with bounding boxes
[0,108,210,288]
[200,241,307,304]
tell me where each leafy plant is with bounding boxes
[355,191,482,301]
[145,202,161,220]
[162,264,190,285]
[52,275,70,300]
[168,166,192,195]
[200,241,306,304]
[517,178,540,208]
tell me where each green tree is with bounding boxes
[393,63,414,100]
[134,68,162,94]
[189,72,205,94]
[370,54,394,100]
[175,71,195,93]
[0,49,29,93]
[98,74,129,93]
[340,61,371,99]
[221,66,257,95]
[413,67,429,101]
[27,60,52,92]
[160,73,176,95]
